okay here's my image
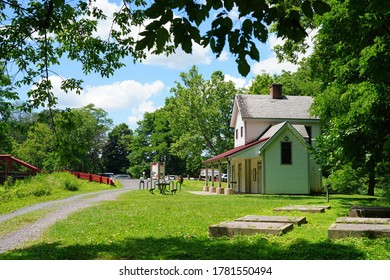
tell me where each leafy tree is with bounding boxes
[309,0,390,195]
[247,71,277,95]
[101,123,133,174]
[128,108,186,178]
[0,0,331,115]
[167,66,236,173]
[12,105,112,172]
[56,104,112,172]
[13,122,56,169]
[136,0,330,76]
[278,59,322,96]
[248,60,321,96]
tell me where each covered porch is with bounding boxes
[202,138,268,195]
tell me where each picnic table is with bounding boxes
[148,182,172,194]
[156,182,170,194]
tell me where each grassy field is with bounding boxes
[0,172,117,215]
[0,180,389,260]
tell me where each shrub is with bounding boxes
[30,183,52,197]
[64,180,79,191]
[323,164,368,194]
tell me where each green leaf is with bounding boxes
[181,36,192,53]
[237,58,250,76]
[242,19,252,34]
[302,0,314,19]
[313,1,331,15]
[224,0,234,11]
[249,44,260,61]
[135,36,149,51]
[156,27,170,51]
[144,3,163,19]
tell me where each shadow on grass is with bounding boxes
[0,236,366,260]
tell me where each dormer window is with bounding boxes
[281,142,292,165]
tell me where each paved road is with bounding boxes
[0,179,140,254]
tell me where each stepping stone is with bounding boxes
[328,223,390,239]
[273,205,331,213]
[209,221,293,237]
[236,215,307,226]
[336,217,390,224]
[349,206,390,218]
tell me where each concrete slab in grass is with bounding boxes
[236,215,307,226]
[348,206,390,218]
[328,223,390,239]
[273,205,331,213]
[209,221,293,237]
[336,217,390,225]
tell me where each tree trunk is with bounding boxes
[367,168,375,196]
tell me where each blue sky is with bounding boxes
[24,0,313,130]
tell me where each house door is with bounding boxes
[257,161,263,194]
[238,163,242,192]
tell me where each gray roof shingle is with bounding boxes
[236,94,318,120]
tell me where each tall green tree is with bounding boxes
[14,122,56,169]
[101,123,133,174]
[167,66,236,173]
[12,105,112,172]
[248,60,321,96]
[128,108,185,178]
[309,0,390,195]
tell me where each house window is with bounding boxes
[236,129,238,139]
[281,142,292,165]
[240,126,243,137]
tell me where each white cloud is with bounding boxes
[251,56,299,75]
[217,50,229,62]
[86,0,122,40]
[224,74,248,88]
[46,75,165,127]
[252,30,317,75]
[143,42,213,69]
[127,101,159,127]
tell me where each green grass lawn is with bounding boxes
[1,180,389,260]
[0,172,117,214]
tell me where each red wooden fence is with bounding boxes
[0,154,41,183]
[69,171,115,186]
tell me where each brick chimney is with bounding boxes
[270,83,283,99]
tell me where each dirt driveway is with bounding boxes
[0,179,139,254]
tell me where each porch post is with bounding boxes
[205,165,209,186]
[218,161,222,188]
[227,159,231,189]
[209,164,216,193]
[216,161,224,194]
[211,165,215,188]
[224,159,234,195]
[203,164,209,192]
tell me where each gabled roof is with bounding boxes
[204,121,309,164]
[230,94,318,127]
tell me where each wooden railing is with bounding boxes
[0,154,41,183]
[69,171,115,186]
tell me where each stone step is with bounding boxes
[349,206,390,218]
[209,221,293,237]
[235,215,307,226]
[336,217,390,224]
[273,205,331,213]
[328,223,390,239]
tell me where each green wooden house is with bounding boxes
[203,84,322,194]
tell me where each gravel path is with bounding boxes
[0,179,140,254]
